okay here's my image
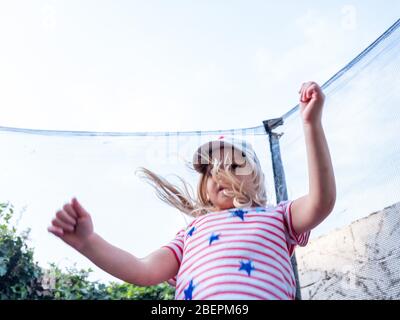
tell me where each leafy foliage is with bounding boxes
[0,202,43,299]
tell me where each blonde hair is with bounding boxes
[135,146,268,218]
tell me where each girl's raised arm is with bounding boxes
[48,198,179,286]
[290,82,337,235]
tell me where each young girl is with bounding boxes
[48,81,336,300]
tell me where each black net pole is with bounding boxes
[263,118,302,300]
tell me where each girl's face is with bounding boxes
[205,147,250,211]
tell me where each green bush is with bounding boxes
[0,201,175,300]
[105,282,175,300]
[0,202,43,299]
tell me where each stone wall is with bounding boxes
[296,202,400,299]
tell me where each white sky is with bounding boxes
[1,1,399,284]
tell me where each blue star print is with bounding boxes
[239,260,255,276]
[230,208,247,221]
[209,233,220,245]
[187,226,196,237]
[184,280,195,300]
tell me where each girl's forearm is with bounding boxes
[78,233,149,286]
[302,122,336,211]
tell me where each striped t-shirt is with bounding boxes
[162,200,311,300]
